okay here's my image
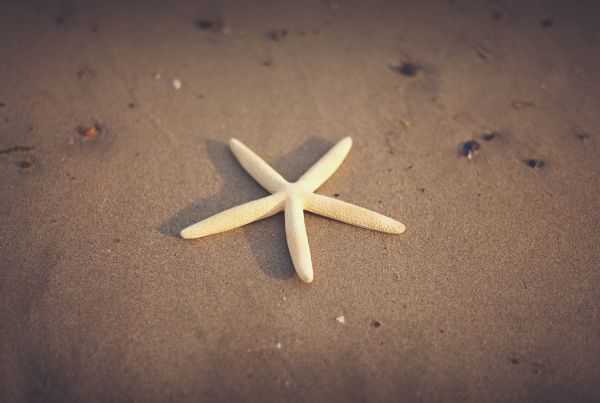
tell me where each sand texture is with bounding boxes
[1,0,599,401]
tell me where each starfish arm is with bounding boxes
[229,138,289,194]
[305,193,406,234]
[285,198,314,283]
[296,137,353,192]
[180,193,285,239]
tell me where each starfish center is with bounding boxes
[284,183,310,202]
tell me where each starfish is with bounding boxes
[181,137,406,283]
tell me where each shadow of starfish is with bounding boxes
[157,137,334,280]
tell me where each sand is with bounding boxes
[1,0,599,401]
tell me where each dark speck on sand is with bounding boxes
[15,160,32,169]
[391,62,419,77]
[525,159,544,169]
[267,29,289,41]
[196,19,223,32]
[481,132,498,141]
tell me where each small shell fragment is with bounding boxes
[172,78,182,90]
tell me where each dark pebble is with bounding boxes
[461,140,480,159]
[525,159,544,169]
[16,160,32,169]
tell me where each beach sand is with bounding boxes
[1,0,599,401]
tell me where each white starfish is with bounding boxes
[181,137,406,283]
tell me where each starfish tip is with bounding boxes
[395,222,406,234]
[300,273,314,283]
[180,228,196,239]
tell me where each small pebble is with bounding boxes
[276,342,282,349]
[370,319,381,328]
[461,140,480,160]
[336,315,345,324]
[399,63,418,76]
[172,79,182,90]
[391,63,419,77]
[78,125,97,139]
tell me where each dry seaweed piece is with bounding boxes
[196,19,223,32]
[524,159,544,169]
[541,18,553,28]
[460,140,480,159]
[575,132,590,140]
[0,145,34,155]
[267,29,289,41]
[370,319,382,328]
